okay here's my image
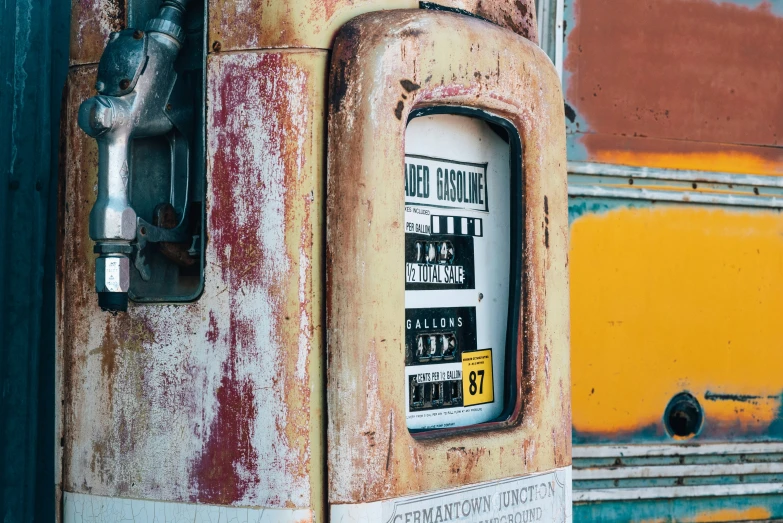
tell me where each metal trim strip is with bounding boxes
[568,184,783,208]
[568,161,783,188]
[573,483,783,502]
[574,462,783,480]
[573,443,783,458]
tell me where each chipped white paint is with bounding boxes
[62,52,326,511]
[63,492,312,522]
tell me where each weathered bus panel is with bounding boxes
[564,0,783,520]
[563,0,783,175]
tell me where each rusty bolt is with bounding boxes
[165,104,172,112]
[119,79,131,90]
[212,41,222,52]
[133,29,144,40]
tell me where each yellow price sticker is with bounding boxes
[462,349,494,406]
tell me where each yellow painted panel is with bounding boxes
[593,149,783,176]
[571,206,783,438]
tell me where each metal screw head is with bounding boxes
[133,29,144,40]
[212,40,222,52]
[119,78,131,90]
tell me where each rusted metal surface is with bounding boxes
[208,0,537,53]
[445,0,538,43]
[564,0,783,174]
[326,9,569,504]
[69,0,126,66]
[59,51,326,518]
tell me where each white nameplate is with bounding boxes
[331,466,572,523]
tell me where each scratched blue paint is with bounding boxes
[561,0,591,164]
[574,494,783,522]
[568,197,653,225]
[561,0,589,141]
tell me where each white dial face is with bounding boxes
[404,112,514,432]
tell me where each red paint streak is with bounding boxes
[190,319,260,504]
[206,310,219,343]
[566,0,783,147]
[208,53,300,289]
[191,52,311,504]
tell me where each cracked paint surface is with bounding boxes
[63,492,313,522]
[326,9,570,505]
[59,50,326,516]
[208,0,537,53]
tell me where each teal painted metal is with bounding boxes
[574,494,783,522]
[0,0,70,520]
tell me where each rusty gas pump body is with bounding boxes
[58,1,567,521]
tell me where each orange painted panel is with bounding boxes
[583,135,783,176]
[570,205,783,441]
[684,507,771,522]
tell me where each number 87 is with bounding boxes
[468,370,484,395]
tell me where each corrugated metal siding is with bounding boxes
[0,0,70,520]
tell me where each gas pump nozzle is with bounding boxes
[78,0,189,312]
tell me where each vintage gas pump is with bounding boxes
[59,0,567,521]
[77,0,205,312]
[326,10,570,521]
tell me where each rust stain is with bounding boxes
[60,50,325,515]
[191,52,298,503]
[209,0,537,53]
[70,0,125,66]
[443,0,539,42]
[446,446,487,481]
[566,0,783,169]
[327,9,568,503]
[190,350,260,504]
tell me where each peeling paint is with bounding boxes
[570,206,783,443]
[70,0,125,66]
[326,9,569,505]
[59,50,327,518]
[564,0,783,174]
[208,0,538,53]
